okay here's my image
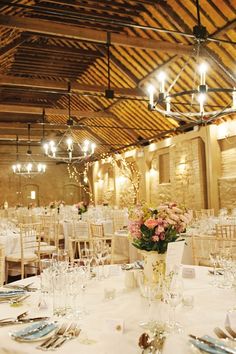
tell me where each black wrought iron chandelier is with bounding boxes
[42,89,96,163]
[12,126,46,178]
[147,0,236,122]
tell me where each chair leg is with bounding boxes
[21,262,24,279]
[5,261,8,284]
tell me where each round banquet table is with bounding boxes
[0,265,235,354]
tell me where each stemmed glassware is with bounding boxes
[164,275,183,333]
[137,272,160,329]
[209,251,219,286]
[80,248,96,280]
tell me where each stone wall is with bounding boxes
[0,160,84,207]
[169,137,207,209]
[218,135,236,210]
[147,137,207,209]
[218,177,236,210]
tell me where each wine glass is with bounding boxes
[93,240,105,280]
[101,245,110,278]
[165,276,183,333]
[81,248,96,280]
[209,251,219,286]
[137,271,160,329]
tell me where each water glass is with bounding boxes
[52,272,68,317]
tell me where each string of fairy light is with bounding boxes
[67,162,94,203]
[66,151,140,205]
[100,154,141,204]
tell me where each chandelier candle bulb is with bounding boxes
[148,85,155,106]
[67,138,73,151]
[199,63,207,85]
[91,143,96,154]
[166,97,171,112]
[43,143,48,155]
[158,72,166,93]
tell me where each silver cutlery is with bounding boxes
[49,322,77,350]
[226,325,236,339]
[214,327,235,341]
[0,316,49,326]
[37,322,68,350]
[0,311,28,323]
[0,294,30,305]
[52,325,81,349]
[189,334,236,354]
[10,294,30,305]
[4,282,34,290]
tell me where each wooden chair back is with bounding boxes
[215,224,236,239]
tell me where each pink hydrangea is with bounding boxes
[128,220,142,238]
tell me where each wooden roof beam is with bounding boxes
[0,34,30,58]
[0,75,146,98]
[0,14,195,56]
[0,104,116,119]
[210,18,236,38]
[21,43,103,58]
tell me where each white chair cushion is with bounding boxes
[6,253,38,262]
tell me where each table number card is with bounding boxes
[166,240,185,274]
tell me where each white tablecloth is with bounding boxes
[0,266,234,354]
[0,231,20,256]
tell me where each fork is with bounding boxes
[225,326,236,339]
[37,322,68,350]
[52,324,80,350]
[48,322,77,350]
[214,327,235,341]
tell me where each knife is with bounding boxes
[0,317,50,326]
[189,334,236,354]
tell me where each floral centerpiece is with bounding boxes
[128,202,192,253]
[75,201,88,215]
[128,202,192,284]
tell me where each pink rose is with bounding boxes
[144,218,159,229]
[159,233,165,240]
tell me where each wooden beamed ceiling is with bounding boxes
[0,0,235,161]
